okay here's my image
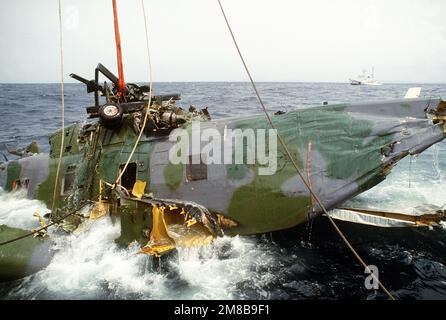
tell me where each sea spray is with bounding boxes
[1,215,279,299]
[0,188,46,229]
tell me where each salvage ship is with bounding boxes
[349,68,382,86]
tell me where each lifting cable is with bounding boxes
[113,0,153,188]
[50,0,65,218]
[216,0,395,300]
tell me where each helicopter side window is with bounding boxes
[186,154,207,181]
[118,162,137,190]
[61,165,77,195]
[12,178,30,191]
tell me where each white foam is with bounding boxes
[0,188,47,229]
[8,217,277,299]
[173,236,276,299]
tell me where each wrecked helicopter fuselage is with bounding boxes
[1,63,446,281]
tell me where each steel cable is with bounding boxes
[216,0,395,300]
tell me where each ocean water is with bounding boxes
[0,82,445,300]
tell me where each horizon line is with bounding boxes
[1,80,446,85]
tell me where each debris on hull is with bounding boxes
[140,205,214,257]
[330,205,446,228]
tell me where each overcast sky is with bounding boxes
[1,0,445,83]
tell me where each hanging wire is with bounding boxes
[216,0,395,300]
[50,0,66,218]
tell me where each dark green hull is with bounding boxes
[0,225,54,282]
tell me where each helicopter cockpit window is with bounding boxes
[12,178,29,191]
[186,154,207,181]
[118,162,137,190]
[61,165,77,195]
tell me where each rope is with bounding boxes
[112,0,153,187]
[216,0,395,300]
[51,0,65,218]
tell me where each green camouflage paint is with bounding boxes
[225,103,395,234]
[5,161,20,191]
[114,201,152,246]
[164,163,183,191]
[0,225,53,281]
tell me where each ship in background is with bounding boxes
[349,67,382,85]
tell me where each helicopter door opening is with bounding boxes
[186,154,207,181]
[12,178,29,191]
[118,162,137,190]
[61,165,77,195]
